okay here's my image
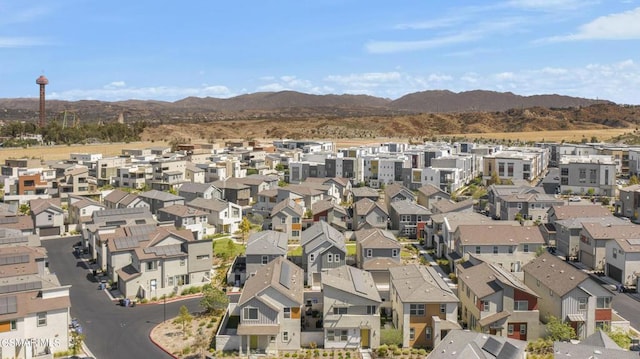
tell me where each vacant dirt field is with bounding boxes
[0,128,633,163]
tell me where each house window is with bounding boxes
[613,248,617,259]
[179,258,185,266]
[508,246,514,254]
[333,307,347,315]
[508,324,514,335]
[262,256,269,265]
[340,330,348,341]
[392,249,398,257]
[270,336,276,343]
[292,230,300,237]
[283,331,289,342]
[466,286,470,298]
[426,326,432,340]
[366,249,373,257]
[481,300,490,312]
[327,330,335,341]
[578,297,587,311]
[284,307,291,319]
[493,246,498,254]
[440,304,446,314]
[409,328,415,340]
[523,244,529,253]
[597,297,611,309]
[520,324,527,335]
[475,246,481,254]
[37,312,47,327]
[243,307,258,320]
[327,254,333,263]
[367,305,377,315]
[196,255,210,260]
[549,289,554,297]
[47,214,52,221]
[514,300,528,311]
[281,217,286,224]
[146,261,158,271]
[327,330,348,341]
[334,254,341,262]
[409,304,425,316]
[309,254,315,262]
[292,217,300,224]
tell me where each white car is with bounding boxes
[569,196,581,202]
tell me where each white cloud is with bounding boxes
[506,0,591,10]
[256,83,287,92]
[49,84,233,101]
[325,72,403,87]
[394,16,465,30]
[543,7,640,41]
[0,36,47,47]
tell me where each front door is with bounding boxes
[250,335,258,350]
[360,329,370,348]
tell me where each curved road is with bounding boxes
[43,236,202,359]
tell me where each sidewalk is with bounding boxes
[416,244,456,289]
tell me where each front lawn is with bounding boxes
[213,238,245,260]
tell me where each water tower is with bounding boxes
[36,75,49,127]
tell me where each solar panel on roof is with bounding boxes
[627,238,640,245]
[497,342,520,359]
[482,337,503,357]
[0,281,42,294]
[0,254,29,266]
[0,296,17,315]
[351,267,369,294]
[279,261,291,289]
[0,236,28,245]
[0,217,18,225]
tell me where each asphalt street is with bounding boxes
[612,291,640,333]
[43,236,202,359]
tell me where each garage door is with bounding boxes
[607,264,623,283]
[40,227,60,236]
[580,251,594,269]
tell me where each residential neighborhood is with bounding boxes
[2,138,640,358]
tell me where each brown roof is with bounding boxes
[432,198,474,214]
[389,264,458,303]
[270,199,304,217]
[116,264,142,281]
[158,204,207,218]
[550,205,611,221]
[457,225,545,246]
[478,311,511,327]
[355,228,400,249]
[29,198,62,215]
[354,198,388,215]
[522,252,588,297]
[582,223,639,240]
[614,237,640,253]
[417,184,448,197]
[0,291,70,322]
[104,189,129,204]
[457,262,538,299]
[362,258,403,271]
[0,216,34,231]
[238,257,303,307]
[0,246,46,278]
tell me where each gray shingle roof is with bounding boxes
[139,189,184,201]
[301,221,346,253]
[522,252,588,297]
[389,264,458,303]
[246,231,289,256]
[238,257,303,306]
[321,265,381,302]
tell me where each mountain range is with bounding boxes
[0,89,612,123]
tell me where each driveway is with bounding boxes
[43,236,202,358]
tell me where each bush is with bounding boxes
[417,349,427,356]
[377,344,389,357]
[151,296,157,302]
[207,323,214,328]
[322,352,328,357]
[381,330,403,346]
[139,298,148,304]
[182,346,191,355]
[285,353,290,358]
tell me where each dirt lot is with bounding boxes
[150,310,217,358]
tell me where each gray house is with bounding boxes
[352,198,388,231]
[301,221,347,287]
[388,200,431,239]
[178,182,222,202]
[355,228,401,270]
[244,230,289,281]
[384,183,416,212]
[138,189,185,215]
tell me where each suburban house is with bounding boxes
[427,330,527,359]
[351,187,379,203]
[178,182,222,202]
[270,199,304,241]
[430,198,474,215]
[301,221,347,286]
[29,198,64,237]
[605,235,640,287]
[389,264,460,349]
[102,225,212,299]
[231,257,304,355]
[553,330,639,359]
[138,189,185,215]
[486,185,545,220]
[67,196,105,230]
[578,222,638,272]
[452,225,545,276]
[388,200,430,239]
[354,228,402,303]
[617,184,640,222]
[457,261,541,341]
[231,175,279,204]
[103,189,148,209]
[321,266,382,349]
[311,200,350,231]
[253,189,279,216]
[352,198,388,231]
[523,252,614,339]
[187,197,242,234]
[558,155,616,197]
[0,245,72,358]
[0,215,34,236]
[55,166,97,198]
[384,183,417,211]
[416,184,450,210]
[237,230,289,286]
[213,179,251,206]
[495,192,564,222]
[157,204,209,240]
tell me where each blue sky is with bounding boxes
[2,0,640,104]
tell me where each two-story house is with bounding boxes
[187,197,242,234]
[178,182,222,202]
[270,199,304,240]
[157,204,209,240]
[457,261,540,341]
[301,221,347,287]
[311,200,350,232]
[388,200,431,239]
[67,195,105,231]
[138,190,185,215]
[351,187,379,203]
[103,189,148,209]
[234,257,303,355]
[214,180,251,206]
[416,184,450,210]
[452,225,545,276]
[389,264,460,349]
[578,222,639,272]
[234,230,289,286]
[352,198,388,231]
[384,183,416,211]
[605,236,640,287]
[354,228,402,304]
[523,252,613,339]
[321,266,382,349]
[29,198,64,237]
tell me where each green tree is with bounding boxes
[304,209,313,219]
[278,180,288,187]
[602,327,631,349]
[545,315,576,342]
[177,305,193,338]
[239,217,251,243]
[69,330,85,356]
[18,204,30,215]
[200,286,230,314]
[629,175,640,186]
[275,163,285,171]
[490,172,502,185]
